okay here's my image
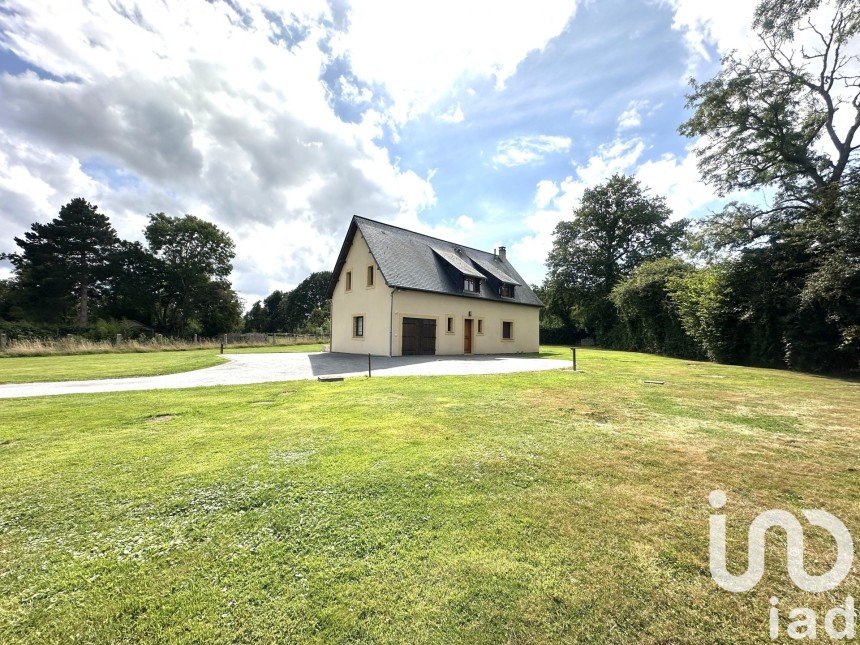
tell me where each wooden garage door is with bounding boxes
[402,317,436,356]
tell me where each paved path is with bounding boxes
[0,352,569,399]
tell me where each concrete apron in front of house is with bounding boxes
[0,352,570,399]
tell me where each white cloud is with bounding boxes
[0,0,436,302]
[338,77,374,105]
[337,0,579,122]
[438,102,465,124]
[511,137,646,279]
[666,0,852,79]
[511,133,755,285]
[0,0,587,303]
[617,99,658,131]
[493,135,572,167]
[456,214,475,229]
[635,148,717,220]
[534,180,560,208]
[665,0,755,62]
[667,0,860,168]
[617,106,642,130]
[565,137,646,194]
[0,133,101,246]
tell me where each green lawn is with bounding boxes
[0,349,857,642]
[0,351,226,384]
[0,344,326,383]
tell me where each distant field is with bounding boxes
[0,348,857,642]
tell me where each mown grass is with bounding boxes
[0,349,857,643]
[0,351,226,384]
[0,344,326,383]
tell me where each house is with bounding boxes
[325,216,543,356]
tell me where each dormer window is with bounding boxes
[463,277,480,293]
[500,283,514,298]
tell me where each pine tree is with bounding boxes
[8,198,119,326]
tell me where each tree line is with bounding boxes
[0,199,331,339]
[0,198,243,338]
[539,0,859,374]
[242,272,332,335]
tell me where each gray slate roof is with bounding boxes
[432,248,485,279]
[326,216,543,307]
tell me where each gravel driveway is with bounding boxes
[0,352,569,399]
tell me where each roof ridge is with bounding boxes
[353,215,502,259]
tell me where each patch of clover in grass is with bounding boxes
[166,477,284,518]
[269,449,316,466]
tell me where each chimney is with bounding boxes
[498,246,507,261]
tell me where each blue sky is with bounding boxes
[0,0,755,305]
[389,0,706,233]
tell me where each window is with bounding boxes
[502,321,513,340]
[463,277,480,293]
[477,319,483,334]
[500,283,514,298]
[353,315,364,337]
[446,316,454,333]
[345,271,352,291]
[367,265,374,287]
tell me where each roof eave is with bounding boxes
[388,284,544,307]
[325,217,358,299]
[326,216,393,299]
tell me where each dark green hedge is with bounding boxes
[539,326,587,346]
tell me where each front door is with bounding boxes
[464,318,473,354]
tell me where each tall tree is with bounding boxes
[278,271,332,333]
[102,240,163,326]
[6,198,118,326]
[610,258,704,359]
[145,213,237,335]
[545,174,686,341]
[0,279,17,322]
[679,0,860,371]
[244,300,268,332]
[192,279,243,336]
[263,289,287,331]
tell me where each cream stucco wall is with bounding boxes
[330,230,393,356]
[331,231,541,356]
[391,290,539,356]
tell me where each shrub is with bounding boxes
[539,326,587,346]
[610,258,705,359]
